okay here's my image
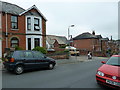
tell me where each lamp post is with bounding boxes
[68,25,75,41]
[68,25,75,59]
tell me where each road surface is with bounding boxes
[2,57,108,89]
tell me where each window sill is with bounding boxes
[34,30,40,31]
[11,29,19,31]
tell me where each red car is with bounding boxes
[96,55,120,89]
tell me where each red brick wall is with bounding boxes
[54,40,59,48]
[73,39,94,51]
[2,13,26,54]
[42,18,46,48]
[73,39,101,51]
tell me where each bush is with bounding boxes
[64,49,69,52]
[32,46,47,54]
[59,45,67,48]
[15,46,23,50]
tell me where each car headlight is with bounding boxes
[112,76,117,80]
[97,71,104,76]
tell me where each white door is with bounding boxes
[0,39,2,58]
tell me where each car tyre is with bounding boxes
[48,63,54,70]
[14,65,24,75]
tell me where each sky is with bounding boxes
[1,0,119,40]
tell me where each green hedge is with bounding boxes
[15,46,23,50]
[32,46,47,54]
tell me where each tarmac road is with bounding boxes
[2,56,109,89]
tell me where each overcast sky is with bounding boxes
[2,0,119,40]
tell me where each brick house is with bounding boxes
[46,35,68,51]
[0,1,47,58]
[72,32,102,51]
[71,32,119,56]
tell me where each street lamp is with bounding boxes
[68,25,75,40]
[68,25,75,59]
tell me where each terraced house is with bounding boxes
[0,1,47,58]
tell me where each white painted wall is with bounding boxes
[26,16,42,34]
[46,41,50,49]
[26,35,42,50]
[26,15,43,50]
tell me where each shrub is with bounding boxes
[15,46,23,50]
[59,45,67,48]
[64,49,69,52]
[32,46,47,54]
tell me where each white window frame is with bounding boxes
[26,16,42,34]
[26,35,42,50]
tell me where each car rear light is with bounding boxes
[10,58,15,62]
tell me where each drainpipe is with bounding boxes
[5,12,8,48]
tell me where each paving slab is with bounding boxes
[56,55,109,65]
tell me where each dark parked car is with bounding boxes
[4,50,56,75]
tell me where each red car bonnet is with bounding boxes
[98,64,120,77]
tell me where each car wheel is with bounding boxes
[14,65,24,75]
[48,63,54,70]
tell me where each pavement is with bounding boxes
[0,59,3,71]
[55,55,109,65]
[0,55,109,71]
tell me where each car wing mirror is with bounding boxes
[101,61,106,64]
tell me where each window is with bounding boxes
[11,16,18,29]
[33,51,44,58]
[11,37,19,47]
[27,17,31,30]
[24,51,33,58]
[34,38,40,47]
[14,51,24,58]
[34,18,40,31]
[28,38,31,50]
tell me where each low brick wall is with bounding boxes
[79,50,107,57]
[46,52,69,59]
[49,54,69,59]
[54,48,65,52]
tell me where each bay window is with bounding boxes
[34,18,40,31]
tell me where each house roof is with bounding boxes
[96,35,102,39]
[0,1,25,15]
[0,1,47,20]
[73,32,102,40]
[19,5,47,20]
[100,38,109,41]
[46,35,68,45]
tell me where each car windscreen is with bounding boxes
[106,56,120,66]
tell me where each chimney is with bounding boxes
[92,31,95,35]
[111,36,112,41]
